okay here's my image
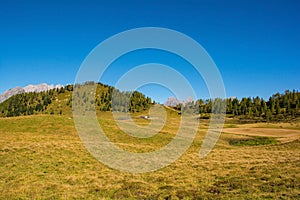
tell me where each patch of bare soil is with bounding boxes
[223,128,300,143]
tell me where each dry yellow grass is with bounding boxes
[0,112,299,199]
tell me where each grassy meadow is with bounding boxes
[0,109,299,199]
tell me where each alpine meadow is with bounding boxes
[1,0,300,199]
[0,83,299,199]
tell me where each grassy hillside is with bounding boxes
[0,82,152,117]
[0,85,299,198]
[0,109,299,199]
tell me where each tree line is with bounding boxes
[1,82,299,122]
[174,90,300,122]
[0,87,66,117]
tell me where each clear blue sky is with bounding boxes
[1,0,299,103]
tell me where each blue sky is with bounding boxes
[1,0,299,103]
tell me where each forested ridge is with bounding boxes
[0,82,152,117]
[0,82,299,122]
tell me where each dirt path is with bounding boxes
[223,128,300,143]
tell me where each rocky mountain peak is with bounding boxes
[0,83,63,103]
[164,96,194,107]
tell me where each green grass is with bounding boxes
[223,124,238,128]
[0,111,299,199]
[228,136,278,146]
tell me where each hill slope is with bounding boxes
[0,82,152,117]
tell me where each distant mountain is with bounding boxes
[0,83,63,103]
[23,83,63,93]
[0,87,25,103]
[164,96,194,107]
[164,97,181,107]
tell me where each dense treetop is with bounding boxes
[171,90,300,122]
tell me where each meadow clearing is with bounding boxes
[0,109,299,199]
